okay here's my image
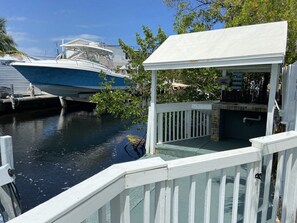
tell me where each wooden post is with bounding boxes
[284,148,297,222]
[294,63,297,131]
[145,106,152,154]
[221,70,227,91]
[110,194,121,223]
[150,70,157,154]
[158,113,163,144]
[0,135,14,168]
[143,184,151,223]
[154,181,166,223]
[220,70,227,101]
[266,64,280,135]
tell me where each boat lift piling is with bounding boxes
[9,84,16,110]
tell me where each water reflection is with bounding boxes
[0,107,145,211]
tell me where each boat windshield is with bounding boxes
[64,44,115,70]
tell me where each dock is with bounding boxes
[0,95,96,114]
[0,95,61,114]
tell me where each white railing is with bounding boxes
[146,102,214,153]
[156,102,213,144]
[8,131,297,223]
[0,136,15,187]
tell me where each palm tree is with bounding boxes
[0,18,17,55]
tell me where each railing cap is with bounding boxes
[167,146,261,179]
[113,157,167,174]
[250,131,297,154]
[156,101,217,113]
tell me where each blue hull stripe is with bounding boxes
[13,66,127,88]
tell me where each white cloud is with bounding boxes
[6,28,37,43]
[51,34,103,42]
[7,16,27,22]
[7,31,29,42]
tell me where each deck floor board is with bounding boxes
[155,136,251,158]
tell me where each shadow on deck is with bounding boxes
[155,136,251,158]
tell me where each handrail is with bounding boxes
[154,101,215,145]
[156,101,215,113]
[8,158,167,223]
[8,131,297,223]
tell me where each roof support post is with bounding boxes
[221,70,227,100]
[149,70,157,154]
[266,64,280,136]
[221,70,227,91]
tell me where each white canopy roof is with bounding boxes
[143,21,288,71]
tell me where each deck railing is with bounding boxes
[8,131,297,223]
[146,102,214,154]
[0,136,15,187]
[156,102,213,144]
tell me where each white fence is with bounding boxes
[8,131,297,223]
[156,102,213,144]
[146,102,214,154]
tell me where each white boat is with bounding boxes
[11,39,129,101]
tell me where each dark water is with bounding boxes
[0,107,145,212]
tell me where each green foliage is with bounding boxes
[0,18,18,55]
[164,0,224,33]
[90,26,220,124]
[224,0,297,64]
[90,71,148,125]
[164,0,297,64]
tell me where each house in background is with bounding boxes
[0,54,42,97]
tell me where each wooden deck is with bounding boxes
[155,136,251,158]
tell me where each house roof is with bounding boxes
[143,21,288,71]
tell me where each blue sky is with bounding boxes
[2,0,176,57]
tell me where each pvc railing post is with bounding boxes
[0,136,14,168]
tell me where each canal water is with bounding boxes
[0,107,145,212]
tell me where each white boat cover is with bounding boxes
[143,21,288,70]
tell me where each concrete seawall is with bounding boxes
[0,95,61,114]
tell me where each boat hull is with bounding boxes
[12,64,127,100]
